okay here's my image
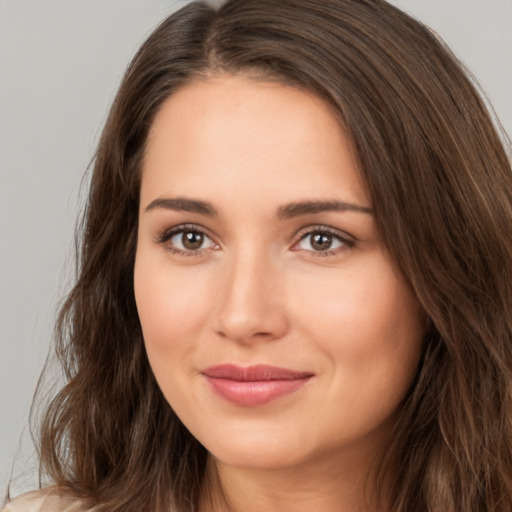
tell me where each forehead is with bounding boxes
[141,73,369,210]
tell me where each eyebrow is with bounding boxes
[144,197,373,218]
[277,200,373,219]
[145,197,218,216]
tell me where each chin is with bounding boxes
[196,422,321,471]
[210,445,308,471]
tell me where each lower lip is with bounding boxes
[204,376,312,406]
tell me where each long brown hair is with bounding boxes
[32,0,512,510]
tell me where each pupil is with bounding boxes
[183,231,203,250]
[311,233,332,250]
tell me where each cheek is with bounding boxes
[290,254,424,407]
[293,258,422,346]
[133,248,219,416]
[133,247,213,362]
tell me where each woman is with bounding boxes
[4,0,512,510]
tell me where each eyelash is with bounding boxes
[291,225,356,257]
[156,224,216,257]
[155,223,356,258]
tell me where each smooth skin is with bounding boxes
[134,74,426,512]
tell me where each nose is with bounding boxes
[212,250,289,344]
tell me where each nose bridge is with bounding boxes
[213,244,287,343]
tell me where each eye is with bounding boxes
[171,230,210,251]
[158,225,218,255]
[297,232,344,252]
[292,227,355,256]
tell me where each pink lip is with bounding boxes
[202,364,314,406]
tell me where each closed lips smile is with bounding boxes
[201,364,314,406]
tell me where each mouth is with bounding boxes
[201,364,314,406]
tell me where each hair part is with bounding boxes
[31,1,512,511]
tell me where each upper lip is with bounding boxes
[202,364,314,381]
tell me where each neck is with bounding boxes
[199,447,391,512]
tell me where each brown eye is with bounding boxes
[182,231,204,250]
[294,229,350,255]
[310,233,333,251]
[167,228,216,253]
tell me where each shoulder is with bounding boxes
[2,488,86,512]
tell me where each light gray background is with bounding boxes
[1,0,511,497]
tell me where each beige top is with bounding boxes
[2,489,85,512]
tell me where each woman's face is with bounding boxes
[134,74,425,471]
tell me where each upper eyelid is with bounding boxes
[293,224,356,243]
[157,223,213,242]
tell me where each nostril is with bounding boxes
[253,331,272,338]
